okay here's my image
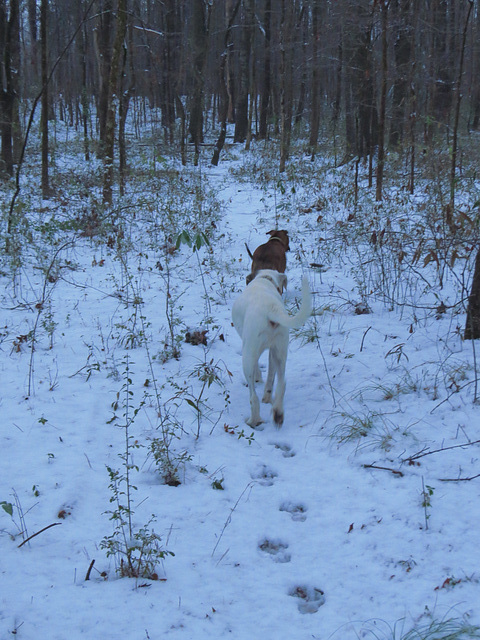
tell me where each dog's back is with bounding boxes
[246,230,290,285]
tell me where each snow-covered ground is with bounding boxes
[1,136,480,639]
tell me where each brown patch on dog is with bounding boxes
[246,230,290,286]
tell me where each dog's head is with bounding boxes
[267,229,290,251]
[254,269,287,294]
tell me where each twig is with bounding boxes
[430,379,476,413]
[212,482,254,558]
[403,439,480,463]
[439,473,480,483]
[85,559,96,581]
[363,463,404,477]
[360,326,372,352]
[17,522,61,548]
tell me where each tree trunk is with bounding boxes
[449,0,473,221]
[212,0,241,166]
[389,0,412,149]
[376,0,388,202]
[102,0,128,205]
[465,247,480,340]
[189,0,210,166]
[0,0,19,177]
[308,1,320,158]
[234,0,253,143]
[40,0,50,198]
[258,0,271,140]
[94,0,113,157]
[279,0,293,173]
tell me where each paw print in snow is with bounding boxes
[289,585,325,614]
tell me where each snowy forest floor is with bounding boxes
[1,123,480,640]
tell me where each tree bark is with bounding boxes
[376,0,388,202]
[40,0,50,197]
[94,0,113,157]
[308,1,320,159]
[102,0,128,205]
[279,0,293,173]
[465,247,480,339]
[0,0,19,177]
[234,0,253,143]
[189,0,210,166]
[258,0,271,141]
[212,0,241,166]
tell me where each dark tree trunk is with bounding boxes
[376,0,388,202]
[189,0,210,165]
[94,0,113,157]
[40,0,50,197]
[465,247,480,340]
[449,0,473,220]
[308,1,320,158]
[294,5,307,128]
[0,0,19,177]
[102,0,127,205]
[161,0,177,144]
[279,0,293,172]
[390,0,412,149]
[258,0,271,140]
[234,0,253,143]
[212,0,241,166]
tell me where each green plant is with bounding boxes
[101,357,173,578]
[149,433,191,487]
[357,616,480,640]
[187,357,231,439]
[100,467,173,578]
[1,489,29,542]
[176,229,212,315]
[421,478,435,530]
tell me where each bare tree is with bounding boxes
[376,0,389,202]
[0,0,19,177]
[189,0,210,165]
[40,0,50,197]
[212,0,241,166]
[102,0,128,204]
[258,0,271,141]
[465,247,480,340]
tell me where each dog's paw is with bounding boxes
[246,416,264,429]
[273,409,284,426]
[261,391,272,404]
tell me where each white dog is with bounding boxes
[232,269,312,428]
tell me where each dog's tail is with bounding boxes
[268,276,312,329]
[245,242,254,260]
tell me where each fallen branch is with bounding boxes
[17,522,62,548]
[439,473,480,483]
[363,463,404,477]
[402,439,480,464]
[85,559,96,581]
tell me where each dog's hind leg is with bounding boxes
[243,352,263,427]
[262,349,276,405]
[270,343,287,427]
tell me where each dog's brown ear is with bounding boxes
[266,229,276,236]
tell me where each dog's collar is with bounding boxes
[268,236,284,243]
[258,273,283,294]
